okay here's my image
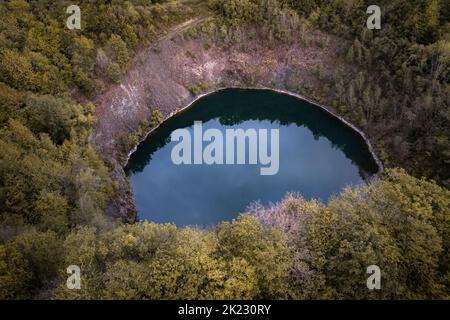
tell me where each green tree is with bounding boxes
[0,243,31,299]
[216,214,292,299]
[150,110,163,127]
[0,49,36,91]
[107,34,130,70]
[190,85,200,96]
[21,94,81,144]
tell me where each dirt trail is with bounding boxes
[159,16,209,42]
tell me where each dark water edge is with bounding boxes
[125,88,380,227]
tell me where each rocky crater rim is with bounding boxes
[91,21,385,221]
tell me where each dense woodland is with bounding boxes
[0,0,449,299]
[206,0,450,188]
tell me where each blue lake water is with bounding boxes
[126,89,379,227]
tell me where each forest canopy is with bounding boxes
[1,169,449,299]
[0,0,449,299]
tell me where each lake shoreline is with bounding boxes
[124,87,384,178]
[90,19,384,223]
[127,88,382,226]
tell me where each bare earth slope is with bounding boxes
[91,19,343,221]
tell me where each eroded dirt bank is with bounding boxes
[90,21,374,222]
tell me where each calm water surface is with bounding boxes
[126,89,379,227]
